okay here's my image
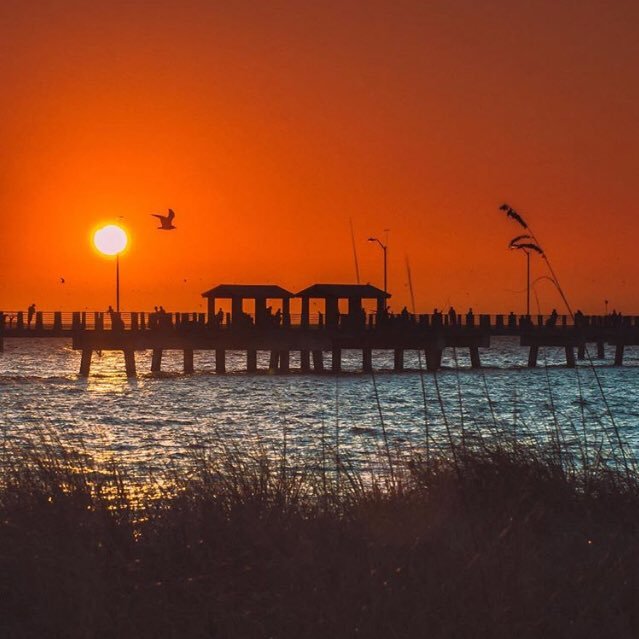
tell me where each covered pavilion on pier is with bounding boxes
[295,283,390,328]
[202,284,294,328]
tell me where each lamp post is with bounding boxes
[94,224,128,312]
[368,236,388,296]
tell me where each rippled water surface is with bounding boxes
[1,338,638,473]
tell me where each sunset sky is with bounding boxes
[2,0,638,314]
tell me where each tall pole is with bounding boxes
[368,237,388,296]
[383,244,387,296]
[526,250,530,317]
[116,253,120,313]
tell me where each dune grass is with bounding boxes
[0,433,638,639]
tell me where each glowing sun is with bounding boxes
[94,225,128,256]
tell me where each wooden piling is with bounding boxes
[79,349,92,377]
[577,343,585,360]
[597,342,605,359]
[216,349,226,373]
[183,349,194,374]
[124,350,136,377]
[425,348,442,372]
[332,347,342,373]
[565,346,576,368]
[528,345,539,368]
[362,348,372,372]
[312,350,324,372]
[269,350,279,372]
[393,349,404,371]
[151,349,163,372]
[300,350,310,372]
[279,350,290,373]
[614,344,624,366]
[469,346,481,369]
[247,350,257,372]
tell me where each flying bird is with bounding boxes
[151,208,176,230]
[499,203,528,229]
[60,277,65,284]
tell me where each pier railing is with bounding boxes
[2,310,639,334]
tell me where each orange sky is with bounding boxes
[2,0,638,314]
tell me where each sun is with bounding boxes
[94,224,128,256]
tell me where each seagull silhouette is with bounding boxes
[151,208,176,230]
[60,277,65,284]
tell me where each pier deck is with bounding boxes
[2,310,638,376]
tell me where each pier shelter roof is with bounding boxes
[202,284,294,299]
[295,284,390,299]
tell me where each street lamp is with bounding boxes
[368,236,388,295]
[94,224,128,312]
[509,234,543,316]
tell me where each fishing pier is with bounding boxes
[1,284,638,377]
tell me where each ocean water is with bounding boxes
[1,338,638,475]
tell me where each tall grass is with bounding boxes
[1,431,638,639]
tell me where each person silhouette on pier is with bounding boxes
[27,303,36,327]
[216,307,224,327]
[448,306,457,325]
[466,307,474,326]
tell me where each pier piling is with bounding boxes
[312,350,324,372]
[216,349,226,374]
[528,345,539,368]
[79,349,92,377]
[362,348,372,372]
[614,344,624,366]
[151,349,163,372]
[124,350,136,377]
[469,346,481,369]
[565,346,576,368]
[393,349,404,371]
[247,350,257,372]
[332,347,342,373]
[183,349,194,374]
[300,350,310,372]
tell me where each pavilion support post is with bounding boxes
[207,297,216,325]
[231,298,243,327]
[151,349,163,372]
[332,347,342,373]
[300,350,310,372]
[393,349,404,371]
[255,299,267,328]
[216,349,226,374]
[528,345,539,368]
[577,343,585,360]
[301,298,310,328]
[597,341,605,358]
[184,349,194,374]
[247,350,257,372]
[123,350,136,378]
[425,348,442,372]
[269,350,279,372]
[312,350,324,372]
[470,346,481,369]
[326,298,339,328]
[565,346,576,368]
[279,350,290,373]
[79,349,92,377]
[0,337,3,353]
[282,298,291,327]
[614,344,624,366]
[362,348,372,372]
